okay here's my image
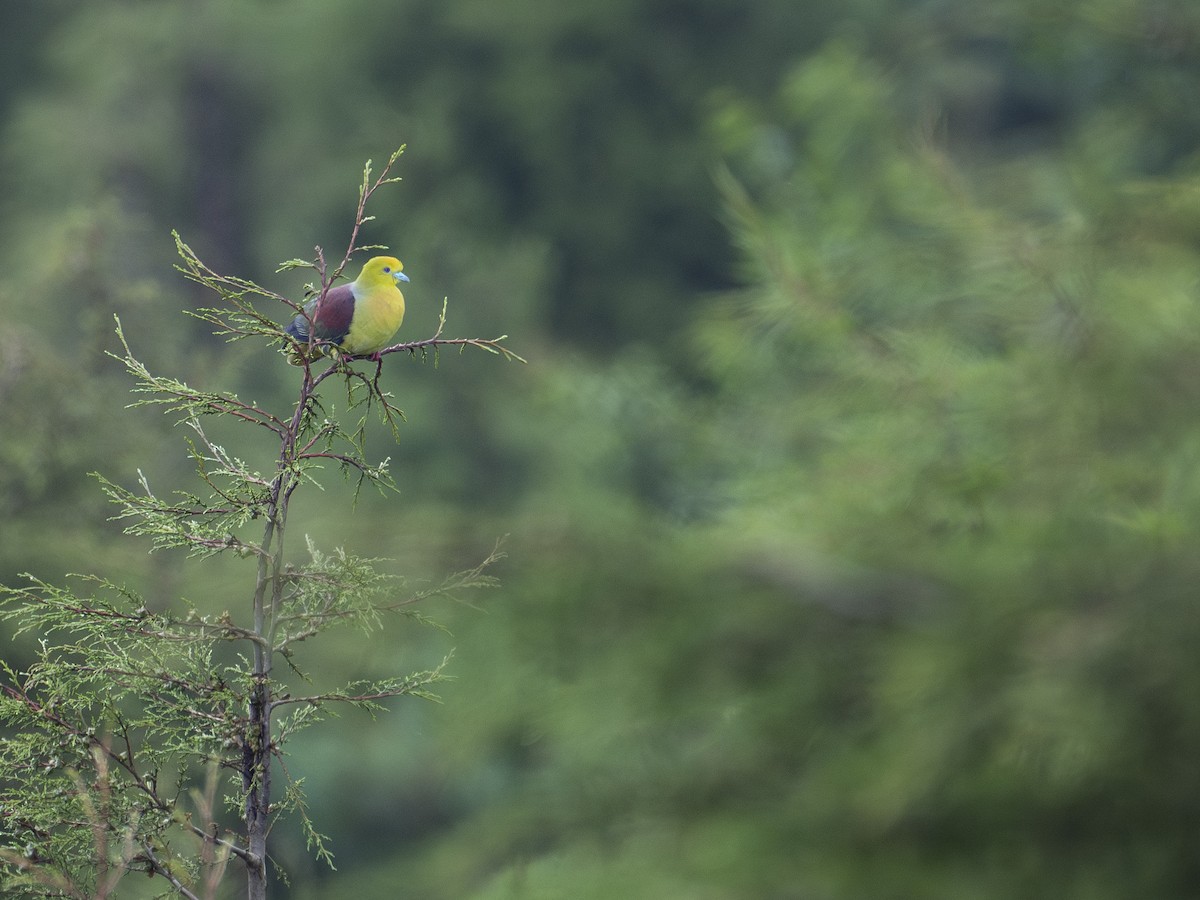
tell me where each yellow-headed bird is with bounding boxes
[285,256,410,361]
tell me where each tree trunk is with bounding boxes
[243,676,271,900]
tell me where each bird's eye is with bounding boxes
[383,266,391,273]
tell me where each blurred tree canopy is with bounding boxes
[4,0,1200,897]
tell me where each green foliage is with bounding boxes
[683,36,1200,899]
[7,1,1200,898]
[292,16,1200,899]
[0,574,239,896]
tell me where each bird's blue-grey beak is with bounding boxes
[395,271,410,283]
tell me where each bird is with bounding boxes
[284,256,410,362]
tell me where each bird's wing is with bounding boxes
[286,283,356,345]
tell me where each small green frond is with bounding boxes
[276,258,316,273]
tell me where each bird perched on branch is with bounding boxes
[284,256,410,363]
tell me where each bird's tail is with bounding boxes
[282,319,315,366]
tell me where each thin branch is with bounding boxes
[382,334,527,363]
[139,841,203,900]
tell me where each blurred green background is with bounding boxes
[5,0,1200,897]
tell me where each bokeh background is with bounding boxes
[5,0,1200,897]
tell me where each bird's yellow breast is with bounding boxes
[342,281,406,355]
